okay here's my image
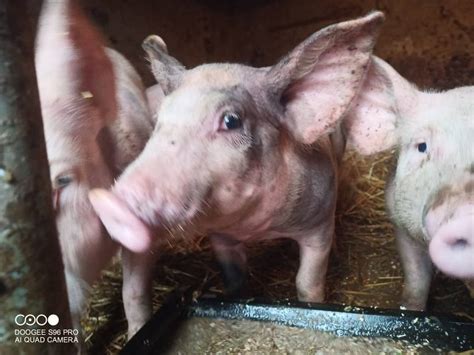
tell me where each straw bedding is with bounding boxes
[83,151,473,354]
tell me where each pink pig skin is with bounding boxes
[345,56,474,310]
[90,12,385,337]
[35,0,154,343]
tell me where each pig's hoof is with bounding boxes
[297,289,325,303]
[127,326,142,341]
[400,300,426,311]
[219,261,247,296]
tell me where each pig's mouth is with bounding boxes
[89,189,154,253]
[89,181,211,252]
[113,182,208,231]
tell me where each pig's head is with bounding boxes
[345,57,474,279]
[43,113,118,272]
[89,12,384,248]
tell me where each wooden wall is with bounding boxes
[82,0,474,90]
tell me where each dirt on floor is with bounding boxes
[163,317,440,354]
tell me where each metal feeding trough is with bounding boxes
[121,288,474,354]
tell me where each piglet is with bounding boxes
[89,12,385,336]
[35,0,154,341]
[344,56,474,309]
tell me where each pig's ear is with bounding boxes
[343,57,420,155]
[266,11,384,145]
[36,0,117,127]
[142,35,185,95]
[89,189,153,253]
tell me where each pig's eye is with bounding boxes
[222,112,242,130]
[55,175,73,188]
[417,142,428,153]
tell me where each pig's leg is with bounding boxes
[210,234,247,295]
[65,274,87,329]
[64,270,89,349]
[294,220,333,302]
[396,228,433,310]
[121,248,159,338]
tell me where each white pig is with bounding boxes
[344,56,474,309]
[35,0,155,340]
[89,12,385,336]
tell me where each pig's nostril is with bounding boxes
[449,238,469,249]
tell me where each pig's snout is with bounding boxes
[425,204,474,279]
[113,171,204,228]
[89,189,153,253]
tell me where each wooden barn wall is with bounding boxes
[81,0,474,89]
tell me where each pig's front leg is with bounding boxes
[121,248,159,338]
[210,234,247,296]
[294,219,334,302]
[64,270,89,351]
[396,227,433,310]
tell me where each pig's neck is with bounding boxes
[267,134,337,235]
[203,137,293,237]
[206,133,337,240]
